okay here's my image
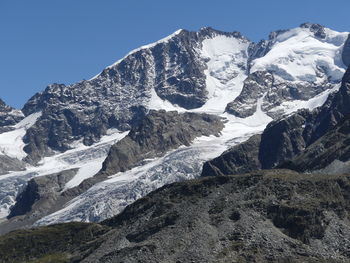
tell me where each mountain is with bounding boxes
[202,65,350,177]
[1,170,350,262]
[0,23,349,233]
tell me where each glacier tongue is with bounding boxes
[0,130,128,219]
[0,112,41,160]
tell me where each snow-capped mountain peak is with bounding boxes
[1,24,350,232]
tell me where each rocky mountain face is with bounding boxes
[1,23,349,234]
[20,28,248,163]
[1,170,350,263]
[101,110,223,175]
[19,24,348,164]
[227,23,349,119]
[203,66,350,177]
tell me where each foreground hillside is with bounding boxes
[1,170,349,263]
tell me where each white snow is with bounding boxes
[0,129,128,218]
[0,112,41,159]
[63,157,105,190]
[251,27,348,83]
[148,88,185,112]
[197,35,250,114]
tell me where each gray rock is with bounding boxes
[0,155,26,175]
[280,116,350,172]
[2,169,77,234]
[101,110,224,175]
[0,98,23,128]
[202,134,262,176]
[225,71,274,117]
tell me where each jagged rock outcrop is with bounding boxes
[225,71,274,117]
[203,67,350,176]
[280,116,350,173]
[1,170,350,262]
[0,98,23,132]
[101,110,224,175]
[3,169,77,234]
[202,134,261,176]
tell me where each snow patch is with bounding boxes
[251,26,348,83]
[0,112,41,159]
[197,35,250,114]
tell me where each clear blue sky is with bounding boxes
[1,0,349,108]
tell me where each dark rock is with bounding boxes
[0,98,23,128]
[225,71,274,117]
[342,34,350,67]
[7,169,77,219]
[2,170,350,262]
[202,134,261,177]
[300,23,327,39]
[280,116,350,173]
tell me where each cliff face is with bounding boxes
[1,170,350,263]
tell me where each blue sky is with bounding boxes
[1,0,349,108]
